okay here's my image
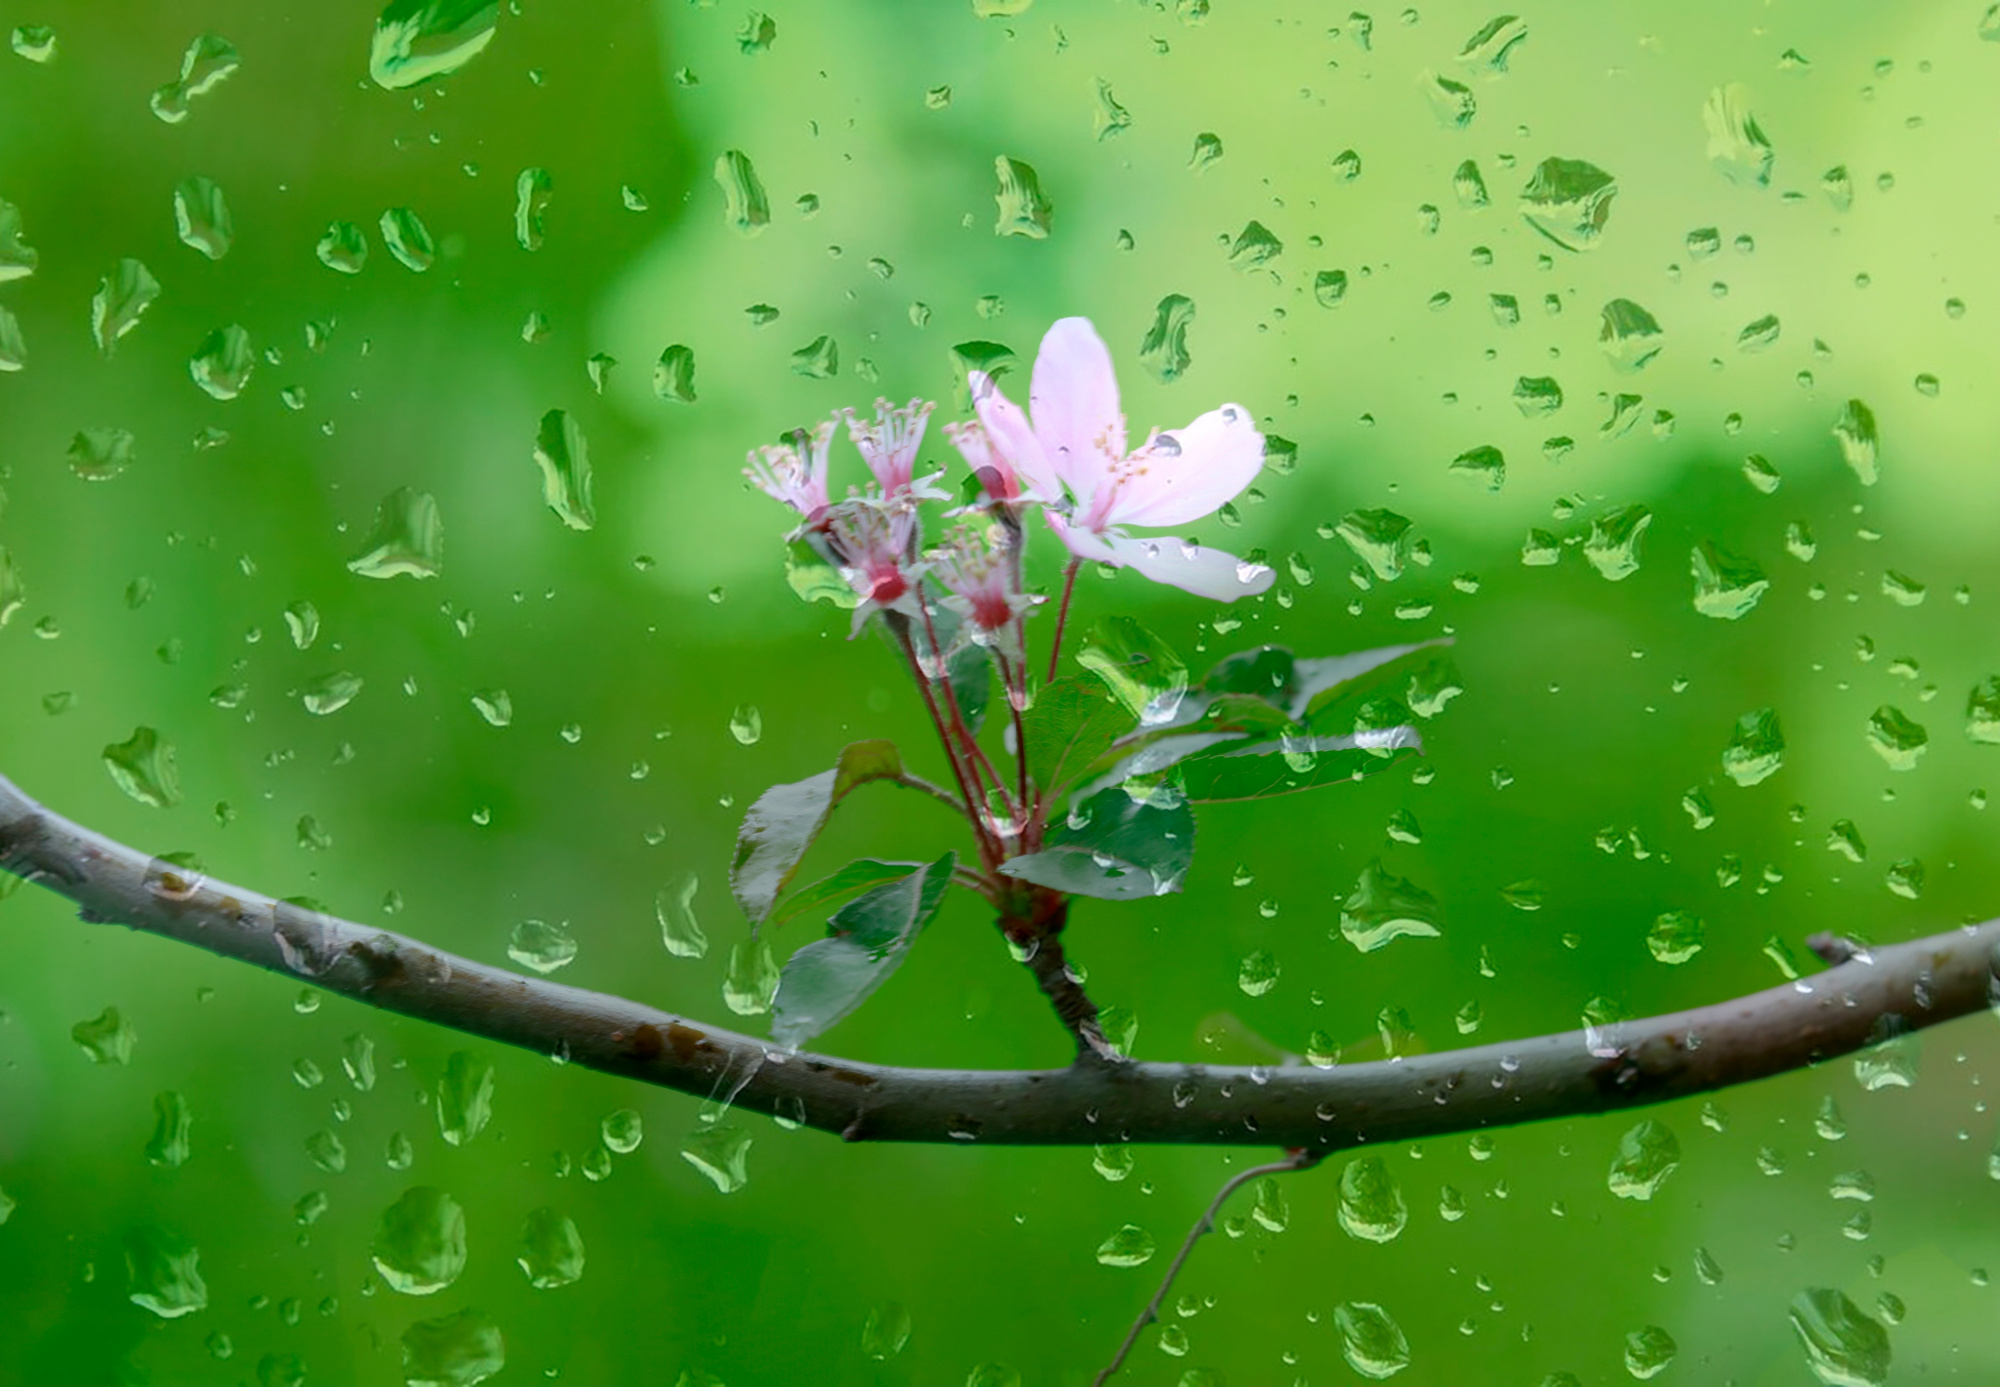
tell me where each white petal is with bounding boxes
[1029,318,1124,494]
[969,370,1063,500]
[1108,403,1265,529]
[1097,528,1275,602]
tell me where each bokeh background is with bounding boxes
[3,1,1999,1382]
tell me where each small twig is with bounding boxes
[1046,556,1082,684]
[889,620,1000,868]
[891,770,974,818]
[1095,1148,1326,1384]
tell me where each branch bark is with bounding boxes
[3,770,1995,1150]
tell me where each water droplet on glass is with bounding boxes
[530,409,594,531]
[369,0,498,90]
[10,24,56,62]
[681,1122,752,1192]
[470,689,512,727]
[992,155,1052,238]
[401,1306,506,1387]
[653,344,697,403]
[861,1301,913,1360]
[1188,131,1224,170]
[146,1090,193,1167]
[1690,540,1769,619]
[600,1108,643,1155]
[70,1005,135,1064]
[1865,706,1927,770]
[91,258,160,356]
[507,919,577,974]
[317,221,369,273]
[790,334,838,378]
[306,1128,348,1173]
[1340,859,1442,952]
[1335,1301,1411,1378]
[1237,949,1279,997]
[1853,1015,1917,1090]
[1833,399,1879,485]
[1647,911,1704,963]
[1608,1119,1681,1200]
[1092,1143,1134,1181]
[104,726,181,807]
[1458,14,1527,70]
[1598,298,1663,371]
[657,874,709,959]
[1519,157,1616,250]
[1789,1288,1890,1387]
[173,176,233,259]
[722,941,778,1015]
[380,207,436,271]
[125,1224,208,1318]
[1722,707,1784,786]
[1705,83,1774,186]
[348,487,444,579]
[373,1187,467,1294]
[301,670,363,715]
[1092,78,1131,139]
[1449,444,1505,491]
[1227,220,1282,269]
[1624,1325,1677,1380]
[345,1033,378,1091]
[1095,1224,1156,1267]
[1584,504,1651,581]
[1420,70,1476,127]
[728,705,763,746]
[517,1207,584,1288]
[1512,374,1563,417]
[149,34,238,124]
[1138,293,1196,383]
[67,427,135,481]
[436,1052,494,1146]
[1338,1156,1408,1242]
[514,166,552,251]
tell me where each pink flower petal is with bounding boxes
[968,370,1062,500]
[1028,318,1125,495]
[1108,403,1265,529]
[1096,528,1274,602]
[1044,508,1121,566]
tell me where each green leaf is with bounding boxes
[1289,638,1452,721]
[1077,616,1189,726]
[768,859,923,931]
[999,787,1194,900]
[1178,729,1422,804]
[1021,677,1131,799]
[730,740,907,924]
[1199,645,1297,704]
[770,853,955,1048]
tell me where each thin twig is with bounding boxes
[1046,556,1082,684]
[915,590,1015,830]
[891,622,999,868]
[891,770,973,818]
[1095,1148,1326,1384]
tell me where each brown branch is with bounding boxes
[3,769,1997,1149]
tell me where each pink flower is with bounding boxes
[945,416,1054,507]
[745,419,833,522]
[930,526,1041,663]
[970,317,1273,601]
[822,499,925,636]
[843,398,943,498]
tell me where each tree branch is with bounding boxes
[3,769,1995,1149]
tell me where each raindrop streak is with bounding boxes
[1519,158,1616,251]
[104,727,181,807]
[1138,294,1196,383]
[73,1007,137,1064]
[518,1207,585,1288]
[125,1225,207,1318]
[507,919,577,974]
[1866,706,1927,770]
[380,207,436,271]
[369,0,499,90]
[1789,1289,1890,1387]
[1334,1301,1412,1379]
[347,488,444,579]
[402,1307,505,1387]
[992,156,1052,238]
[149,33,238,123]
[1705,83,1774,186]
[189,325,254,399]
[1338,1156,1408,1242]
[172,177,232,259]
[514,166,552,250]
[373,1187,468,1295]
[531,409,595,530]
[1094,1224,1156,1267]
[1607,1120,1681,1200]
[1722,707,1785,786]
[653,344,697,402]
[1833,399,1879,485]
[1340,859,1442,952]
[1691,541,1769,619]
[657,874,709,959]
[91,258,161,357]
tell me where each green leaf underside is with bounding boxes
[1021,677,1130,801]
[730,740,906,924]
[767,859,922,931]
[770,852,955,1049]
[999,787,1194,900]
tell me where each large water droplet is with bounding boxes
[1833,400,1878,485]
[1598,298,1662,370]
[317,221,369,274]
[992,155,1052,238]
[1722,707,1784,786]
[9,24,55,62]
[722,940,778,1015]
[1137,293,1196,383]
[1335,1301,1411,1379]
[1584,504,1651,581]
[1449,444,1505,491]
[402,1306,506,1387]
[517,1207,584,1288]
[708,149,769,236]
[681,1122,752,1192]
[1519,157,1616,251]
[436,1053,494,1146]
[73,1006,137,1063]
[790,334,838,378]
[1237,949,1279,996]
[1338,1156,1408,1242]
[68,427,136,481]
[371,0,498,89]
[1339,860,1442,953]
[507,919,577,974]
[149,34,238,124]
[173,176,233,259]
[1646,911,1704,964]
[373,1187,468,1294]
[146,1090,193,1167]
[104,726,181,807]
[1607,1119,1681,1200]
[1095,1224,1156,1267]
[187,324,254,400]
[657,874,709,959]
[653,344,697,403]
[348,488,444,579]
[1789,1289,1890,1387]
[1624,1326,1677,1379]
[1705,83,1774,186]
[1691,540,1769,619]
[125,1224,208,1318]
[728,705,763,745]
[380,207,436,271]
[531,409,594,530]
[90,258,160,356]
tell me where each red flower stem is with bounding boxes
[1045,556,1082,684]
[894,626,999,869]
[916,591,1016,829]
[996,650,1033,831]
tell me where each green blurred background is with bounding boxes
[3,0,2000,1382]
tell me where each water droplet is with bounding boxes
[300,670,363,716]
[1865,706,1927,770]
[173,176,233,259]
[91,258,160,356]
[1452,159,1490,208]
[993,156,1052,238]
[1237,949,1280,997]
[1608,1119,1681,1200]
[1338,1156,1408,1242]
[146,1090,193,1167]
[1314,269,1350,307]
[1449,444,1505,491]
[653,344,697,403]
[1092,1143,1134,1181]
[1853,1016,1917,1090]
[1339,860,1441,952]
[373,1187,467,1294]
[530,409,594,530]
[507,919,577,974]
[1226,219,1283,270]
[125,1224,208,1318]
[599,1108,643,1156]
[369,0,497,89]
[67,427,135,481]
[1833,400,1879,485]
[514,166,552,251]
[1737,313,1782,352]
[380,207,436,272]
[656,874,709,959]
[104,726,180,807]
[722,941,778,1015]
[1519,157,1616,251]
[1095,1224,1156,1267]
[1091,78,1131,139]
[1624,1325,1677,1379]
[1131,293,1199,384]
[437,1052,494,1146]
[790,334,838,378]
[1512,375,1563,417]
[1789,1288,1890,1387]
[1722,707,1785,786]
[471,689,512,727]
[401,1306,505,1387]
[1690,540,1769,619]
[0,199,37,282]
[317,221,369,273]
[728,705,763,746]
[348,487,444,579]
[10,24,55,61]
[861,1301,913,1360]
[149,34,239,124]
[1584,504,1652,581]
[1646,911,1704,964]
[1188,131,1224,170]
[71,1006,135,1064]
[306,1128,347,1173]
[1705,83,1774,186]
[1420,70,1477,127]
[1965,677,2000,743]
[1334,1301,1411,1378]
[1330,147,1362,183]
[516,1207,584,1289]
[681,1122,752,1192]
[344,1033,378,1091]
